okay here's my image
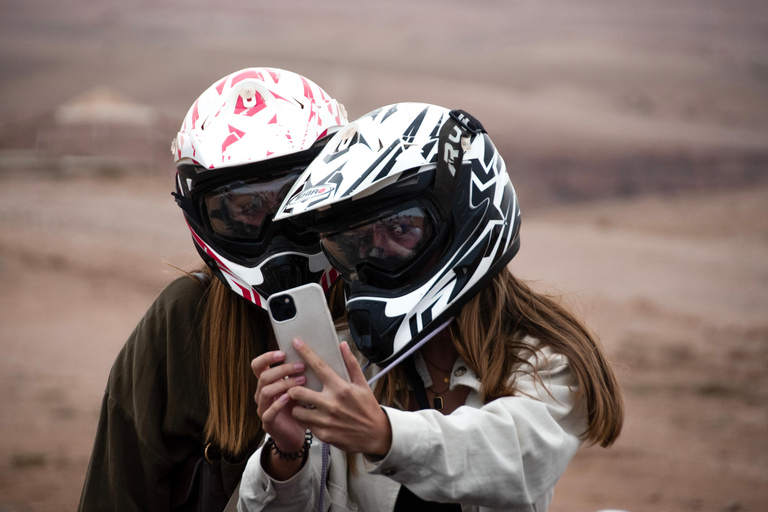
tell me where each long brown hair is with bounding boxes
[197,266,347,456]
[374,267,624,448]
[199,267,268,456]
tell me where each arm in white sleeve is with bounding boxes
[367,348,587,509]
[238,439,318,512]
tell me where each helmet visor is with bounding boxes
[321,206,434,280]
[203,172,298,241]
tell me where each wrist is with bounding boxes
[266,431,313,461]
[367,407,393,457]
[261,432,313,481]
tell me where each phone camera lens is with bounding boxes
[269,294,297,321]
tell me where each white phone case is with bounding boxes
[268,283,350,393]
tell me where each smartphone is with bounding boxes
[267,282,350,393]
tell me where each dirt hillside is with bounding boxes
[0,175,765,511]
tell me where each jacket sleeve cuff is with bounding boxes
[364,406,431,481]
[239,443,317,511]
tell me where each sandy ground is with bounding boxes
[0,175,766,512]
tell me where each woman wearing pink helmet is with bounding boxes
[78,68,348,512]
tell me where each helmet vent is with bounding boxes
[272,264,302,291]
[348,310,372,337]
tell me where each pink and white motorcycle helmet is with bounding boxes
[172,67,348,308]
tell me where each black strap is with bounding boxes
[172,191,195,216]
[170,456,228,512]
[396,355,464,510]
[171,441,253,512]
[402,356,430,410]
[171,456,205,508]
[449,109,486,135]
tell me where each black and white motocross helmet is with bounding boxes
[275,103,521,365]
[172,68,348,308]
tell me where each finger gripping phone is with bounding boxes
[267,283,350,393]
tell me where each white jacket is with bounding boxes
[239,344,587,512]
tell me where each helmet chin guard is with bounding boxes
[172,68,348,307]
[277,103,520,365]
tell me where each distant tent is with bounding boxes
[0,86,177,175]
[54,86,159,126]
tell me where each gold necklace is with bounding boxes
[421,353,456,410]
[422,355,453,384]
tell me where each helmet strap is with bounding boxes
[364,316,455,411]
[171,190,195,216]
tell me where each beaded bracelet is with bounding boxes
[265,431,313,460]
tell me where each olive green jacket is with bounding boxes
[78,276,256,512]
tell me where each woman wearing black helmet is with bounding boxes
[78,68,348,512]
[240,103,624,511]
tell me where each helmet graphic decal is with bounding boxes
[173,68,349,308]
[276,103,521,364]
[221,125,246,160]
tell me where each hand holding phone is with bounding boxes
[267,283,350,392]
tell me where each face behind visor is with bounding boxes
[172,67,348,307]
[275,103,521,365]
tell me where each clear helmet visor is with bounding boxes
[203,172,298,241]
[321,206,434,280]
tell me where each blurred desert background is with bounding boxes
[1,1,767,511]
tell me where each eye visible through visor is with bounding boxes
[203,173,298,241]
[321,206,434,281]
